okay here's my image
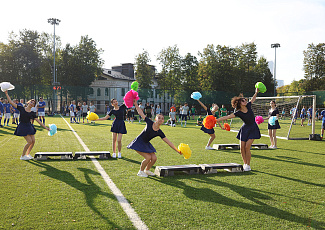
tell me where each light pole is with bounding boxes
[271,43,280,96]
[48,18,60,113]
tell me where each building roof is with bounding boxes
[102,68,133,81]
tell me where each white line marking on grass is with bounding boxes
[229,129,288,140]
[61,115,148,230]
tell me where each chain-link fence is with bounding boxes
[2,85,324,115]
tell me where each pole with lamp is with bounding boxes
[271,43,280,96]
[48,18,61,114]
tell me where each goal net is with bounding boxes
[229,95,316,140]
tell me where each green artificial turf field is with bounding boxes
[0,115,324,229]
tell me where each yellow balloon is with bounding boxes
[178,143,192,159]
[86,112,99,121]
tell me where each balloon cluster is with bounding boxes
[203,115,217,129]
[255,82,267,93]
[178,143,192,159]
[0,82,15,92]
[123,81,140,108]
[191,91,202,100]
[224,123,231,131]
[255,116,264,125]
[87,111,99,121]
[268,116,277,126]
[48,124,57,136]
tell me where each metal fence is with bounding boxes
[2,85,324,115]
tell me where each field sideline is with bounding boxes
[0,115,324,229]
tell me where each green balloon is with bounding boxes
[131,81,138,91]
[255,82,267,93]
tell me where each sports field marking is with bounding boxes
[60,115,148,230]
[229,129,288,140]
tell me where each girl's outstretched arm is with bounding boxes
[134,99,146,120]
[250,87,259,104]
[4,91,17,109]
[34,118,50,131]
[217,113,235,122]
[197,99,207,111]
[162,137,182,155]
[96,114,110,121]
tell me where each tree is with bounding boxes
[303,43,325,91]
[180,53,199,92]
[134,50,154,89]
[254,56,274,94]
[157,45,182,102]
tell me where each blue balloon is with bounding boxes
[48,124,57,136]
[191,92,202,100]
[268,116,276,126]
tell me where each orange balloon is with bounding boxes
[203,115,216,129]
[224,123,230,131]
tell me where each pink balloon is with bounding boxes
[123,90,140,108]
[255,116,264,125]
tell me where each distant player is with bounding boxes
[321,109,325,140]
[0,97,4,127]
[81,102,89,123]
[169,107,176,127]
[69,101,77,123]
[300,106,306,126]
[307,106,312,126]
[180,102,189,127]
[38,97,46,124]
[267,100,281,149]
[220,105,228,124]
[3,99,12,126]
[156,105,161,115]
[191,105,196,120]
[197,115,203,126]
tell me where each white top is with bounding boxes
[82,105,88,113]
[181,106,189,115]
[169,111,176,120]
[89,105,96,112]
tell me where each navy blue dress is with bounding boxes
[268,107,281,130]
[200,110,215,134]
[127,117,166,153]
[234,102,261,142]
[108,104,127,134]
[14,105,37,136]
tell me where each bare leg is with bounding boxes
[244,139,254,166]
[26,135,35,156]
[136,151,155,171]
[207,133,215,147]
[23,135,33,156]
[268,129,274,147]
[145,153,157,170]
[117,133,123,153]
[112,132,117,153]
[273,129,277,147]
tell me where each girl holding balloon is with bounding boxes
[216,87,261,171]
[196,99,224,150]
[267,100,280,149]
[4,90,50,160]
[96,98,127,159]
[127,99,182,177]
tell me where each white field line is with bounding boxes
[61,115,148,230]
[0,136,15,148]
[229,129,288,140]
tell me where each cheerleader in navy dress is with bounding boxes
[4,91,49,160]
[128,99,181,177]
[96,98,127,159]
[217,87,261,171]
[196,99,224,150]
[267,101,280,149]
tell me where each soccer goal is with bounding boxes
[229,95,316,140]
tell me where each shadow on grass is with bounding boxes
[279,147,325,156]
[151,174,324,228]
[27,160,122,228]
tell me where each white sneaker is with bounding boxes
[137,170,148,177]
[112,153,116,158]
[244,165,251,171]
[26,155,34,160]
[269,145,274,149]
[20,155,30,160]
[118,152,122,158]
[145,170,156,176]
[205,146,214,150]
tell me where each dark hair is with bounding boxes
[111,98,116,104]
[231,94,244,110]
[270,100,276,106]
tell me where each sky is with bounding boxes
[1,0,325,85]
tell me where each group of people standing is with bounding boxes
[0,96,46,128]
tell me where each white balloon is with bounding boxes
[0,82,15,92]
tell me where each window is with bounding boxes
[105,88,109,97]
[97,88,101,96]
[121,88,125,96]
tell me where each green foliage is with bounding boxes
[134,50,154,89]
[303,43,325,91]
